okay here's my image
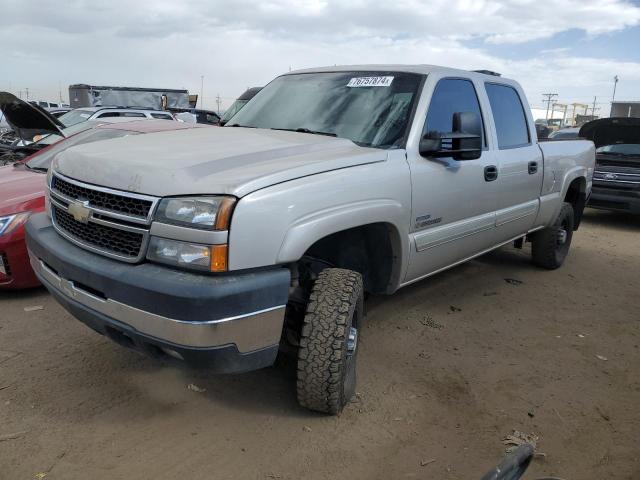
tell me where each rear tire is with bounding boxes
[531,202,574,269]
[296,268,363,414]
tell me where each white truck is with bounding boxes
[26,65,595,414]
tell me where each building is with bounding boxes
[610,101,640,118]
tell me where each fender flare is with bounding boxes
[276,199,408,292]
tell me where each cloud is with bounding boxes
[1,0,639,110]
[3,0,639,43]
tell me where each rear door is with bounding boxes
[405,77,500,282]
[484,83,543,239]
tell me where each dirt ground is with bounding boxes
[1,208,638,480]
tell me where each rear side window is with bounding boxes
[423,79,485,147]
[485,84,530,149]
[151,113,173,120]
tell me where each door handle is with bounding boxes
[528,161,538,174]
[484,165,498,182]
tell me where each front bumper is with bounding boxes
[588,181,640,215]
[26,213,291,373]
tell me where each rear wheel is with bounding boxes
[296,268,363,414]
[531,202,574,269]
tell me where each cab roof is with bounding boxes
[287,64,516,84]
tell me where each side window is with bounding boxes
[122,112,146,118]
[485,84,530,149]
[151,113,173,120]
[97,112,120,118]
[424,78,485,147]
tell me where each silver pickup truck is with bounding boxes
[26,65,595,414]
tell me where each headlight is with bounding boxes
[147,237,228,272]
[155,196,235,230]
[0,213,31,237]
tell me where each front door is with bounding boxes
[405,78,500,283]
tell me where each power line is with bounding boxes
[542,93,558,120]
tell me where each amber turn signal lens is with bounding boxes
[210,244,228,272]
[214,198,236,230]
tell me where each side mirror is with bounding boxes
[419,111,483,160]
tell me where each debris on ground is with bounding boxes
[419,314,443,329]
[23,306,44,312]
[187,383,206,393]
[302,426,312,432]
[483,292,498,296]
[449,305,462,313]
[595,406,611,422]
[577,334,586,338]
[503,430,539,454]
[34,473,47,479]
[420,458,436,467]
[504,278,523,286]
[0,431,27,442]
[595,355,608,361]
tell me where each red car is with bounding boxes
[0,110,207,289]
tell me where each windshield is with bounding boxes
[596,144,640,156]
[26,128,138,170]
[228,71,423,149]
[220,100,248,123]
[58,109,94,127]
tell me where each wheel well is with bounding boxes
[299,223,400,294]
[564,177,587,230]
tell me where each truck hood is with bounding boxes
[0,165,46,216]
[52,127,388,197]
[579,117,640,148]
[0,92,67,143]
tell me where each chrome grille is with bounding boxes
[49,172,158,263]
[51,175,153,219]
[593,170,640,184]
[53,207,144,259]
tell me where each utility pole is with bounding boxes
[542,93,558,120]
[611,75,619,116]
[200,75,204,109]
[25,88,29,100]
[216,94,221,114]
[590,96,600,117]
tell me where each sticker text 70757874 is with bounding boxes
[347,76,394,88]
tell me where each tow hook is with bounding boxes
[346,327,358,356]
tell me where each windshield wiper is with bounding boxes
[271,127,337,137]
[23,163,48,173]
[228,124,256,128]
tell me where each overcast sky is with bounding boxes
[2,0,640,113]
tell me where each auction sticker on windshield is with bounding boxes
[347,76,394,87]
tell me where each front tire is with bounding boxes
[296,268,363,414]
[531,202,575,269]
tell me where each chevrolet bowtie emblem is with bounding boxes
[68,200,91,224]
